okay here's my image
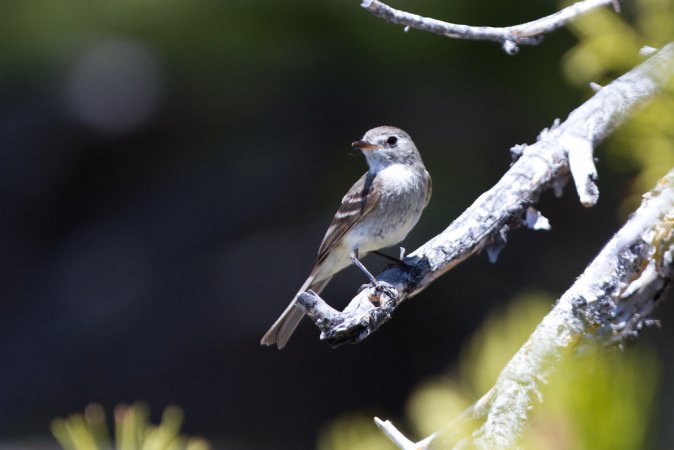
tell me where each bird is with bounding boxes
[261,126,432,349]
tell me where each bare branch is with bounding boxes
[374,417,418,450]
[298,42,674,348]
[640,45,658,56]
[360,0,616,54]
[378,168,674,449]
[565,135,599,206]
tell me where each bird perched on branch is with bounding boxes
[261,126,432,349]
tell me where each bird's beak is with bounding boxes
[351,140,379,151]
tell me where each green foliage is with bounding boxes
[459,291,552,396]
[52,403,210,450]
[564,0,674,83]
[531,345,659,450]
[563,0,674,210]
[319,293,659,449]
[318,414,397,450]
[407,378,473,439]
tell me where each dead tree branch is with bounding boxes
[297,42,674,348]
[376,167,674,449]
[360,0,618,54]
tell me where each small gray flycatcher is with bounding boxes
[261,126,432,349]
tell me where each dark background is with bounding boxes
[0,0,672,448]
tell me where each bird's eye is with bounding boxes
[386,136,398,146]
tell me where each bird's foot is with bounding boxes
[358,280,396,306]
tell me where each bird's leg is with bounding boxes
[350,249,377,284]
[370,250,413,271]
[352,250,398,307]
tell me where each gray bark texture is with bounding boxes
[298,42,674,350]
[361,0,617,54]
[370,42,674,450]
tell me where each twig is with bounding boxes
[566,135,599,207]
[378,168,674,450]
[360,0,617,54]
[374,417,417,450]
[298,42,674,348]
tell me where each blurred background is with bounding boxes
[1,0,673,448]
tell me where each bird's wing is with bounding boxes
[424,168,432,207]
[316,172,380,264]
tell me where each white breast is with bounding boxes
[343,164,428,254]
[377,164,419,195]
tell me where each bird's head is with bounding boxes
[351,126,421,172]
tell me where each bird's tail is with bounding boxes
[260,274,332,349]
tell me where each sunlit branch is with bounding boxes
[360,0,618,54]
[378,167,674,449]
[298,42,674,349]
